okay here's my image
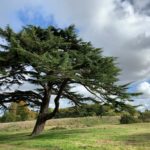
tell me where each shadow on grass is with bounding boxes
[0,128,90,143]
[124,133,150,146]
[33,128,90,140]
[0,132,29,143]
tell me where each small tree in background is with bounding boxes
[0,102,17,122]
[138,110,150,122]
[0,25,139,136]
[16,101,37,121]
[0,101,37,122]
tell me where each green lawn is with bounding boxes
[0,117,149,150]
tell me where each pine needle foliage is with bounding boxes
[0,25,139,135]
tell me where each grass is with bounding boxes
[0,116,150,150]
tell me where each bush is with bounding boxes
[138,110,150,122]
[0,101,37,123]
[120,114,139,124]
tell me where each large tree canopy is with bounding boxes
[0,25,137,136]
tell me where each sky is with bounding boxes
[0,0,150,110]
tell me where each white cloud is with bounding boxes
[0,0,150,109]
[131,81,150,110]
[137,82,150,99]
[71,84,91,96]
[0,0,150,83]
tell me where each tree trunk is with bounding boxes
[31,114,47,136]
[31,79,68,136]
[31,84,51,136]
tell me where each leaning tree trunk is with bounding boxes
[31,114,47,136]
[31,79,68,136]
[31,85,51,136]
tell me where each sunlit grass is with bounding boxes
[0,116,149,150]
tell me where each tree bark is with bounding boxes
[31,79,68,136]
[46,79,69,120]
[31,114,47,136]
[31,84,51,136]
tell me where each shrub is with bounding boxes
[120,114,139,124]
[138,110,150,122]
[0,101,37,123]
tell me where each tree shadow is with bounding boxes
[0,132,29,143]
[0,128,90,144]
[32,128,90,140]
[124,133,150,146]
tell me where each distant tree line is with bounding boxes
[1,103,118,122]
[54,104,121,118]
[120,109,150,124]
[1,101,149,124]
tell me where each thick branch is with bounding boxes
[46,79,69,120]
[0,90,42,106]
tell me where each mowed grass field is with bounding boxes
[0,116,149,150]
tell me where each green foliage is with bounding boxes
[0,101,37,122]
[0,25,140,135]
[0,25,138,109]
[120,114,139,124]
[0,112,16,122]
[138,110,150,122]
[55,104,118,118]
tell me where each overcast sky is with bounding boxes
[0,0,150,109]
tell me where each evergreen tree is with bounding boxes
[0,25,139,136]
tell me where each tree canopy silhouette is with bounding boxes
[0,25,138,136]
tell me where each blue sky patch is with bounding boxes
[17,8,57,28]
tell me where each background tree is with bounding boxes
[55,104,118,118]
[0,102,17,122]
[0,101,37,122]
[0,25,138,136]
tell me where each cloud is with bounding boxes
[132,81,150,110]
[137,82,150,99]
[0,0,150,83]
[31,0,150,83]
[0,0,150,109]
[48,95,73,108]
[124,0,150,16]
